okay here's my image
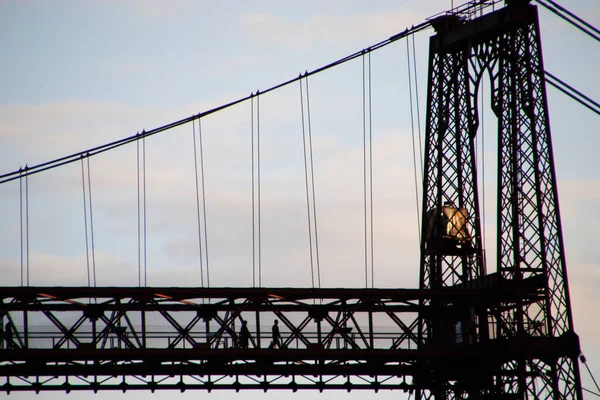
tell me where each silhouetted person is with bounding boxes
[269,319,281,349]
[238,320,250,349]
[4,322,13,350]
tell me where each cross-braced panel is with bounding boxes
[0,285,552,393]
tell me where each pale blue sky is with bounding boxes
[0,0,599,398]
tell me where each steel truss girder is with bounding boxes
[0,283,578,393]
[419,2,582,400]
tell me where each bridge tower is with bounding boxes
[418,1,583,399]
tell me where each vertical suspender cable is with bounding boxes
[136,136,141,287]
[411,34,424,177]
[19,168,23,287]
[87,156,97,287]
[300,79,315,289]
[475,109,480,252]
[25,170,29,286]
[143,134,147,286]
[362,54,369,289]
[368,51,375,289]
[305,77,321,289]
[199,122,210,288]
[199,119,210,288]
[251,96,256,288]
[192,120,205,288]
[81,157,91,287]
[17,166,30,286]
[257,92,262,288]
[407,37,422,240]
[481,76,487,253]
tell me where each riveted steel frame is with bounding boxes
[0,282,578,393]
[418,2,582,399]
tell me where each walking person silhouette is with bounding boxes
[238,320,250,349]
[269,319,281,349]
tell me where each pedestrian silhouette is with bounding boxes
[269,319,281,349]
[4,322,13,350]
[238,320,250,349]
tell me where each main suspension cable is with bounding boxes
[536,0,600,43]
[0,20,434,186]
[544,0,600,36]
[545,71,600,116]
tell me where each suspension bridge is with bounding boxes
[0,0,599,398]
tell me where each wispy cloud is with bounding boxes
[241,10,425,51]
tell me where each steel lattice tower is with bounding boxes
[417,1,583,398]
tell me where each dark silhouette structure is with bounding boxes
[0,1,583,397]
[417,0,582,398]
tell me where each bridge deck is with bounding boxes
[0,280,575,392]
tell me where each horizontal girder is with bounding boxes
[0,280,580,392]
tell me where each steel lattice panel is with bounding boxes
[0,283,576,393]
